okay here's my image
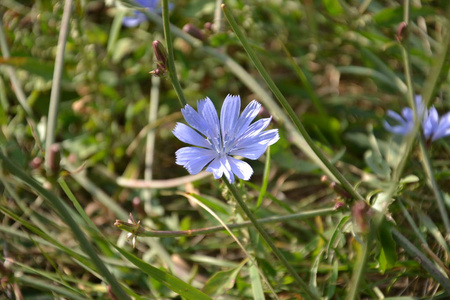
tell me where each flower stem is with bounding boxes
[345,227,373,300]
[143,75,160,213]
[221,4,364,203]
[161,0,187,107]
[116,206,338,237]
[0,17,33,116]
[45,0,72,172]
[419,139,450,239]
[223,178,320,300]
[399,0,450,240]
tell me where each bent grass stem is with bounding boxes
[115,207,337,237]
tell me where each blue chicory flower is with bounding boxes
[123,0,171,28]
[384,95,450,142]
[173,95,280,183]
[423,106,450,141]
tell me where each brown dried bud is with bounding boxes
[204,22,214,32]
[30,157,43,169]
[183,24,205,41]
[322,176,352,200]
[132,197,145,216]
[396,22,408,42]
[352,201,370,234]
[334,201,346,210]
[107,285,119,300]
[152,40,168,70]
[47,143,61,173]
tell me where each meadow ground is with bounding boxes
[1,0,450,299]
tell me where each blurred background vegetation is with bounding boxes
[1,0,449,299]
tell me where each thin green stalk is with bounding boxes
[399,1,450,240]
[398,200,428,246]
[107,9,126,56]
[256,146,271,209]
[279,42,326,117]
[45,0,72,172]
[421,6,450,109]
[419,138,450,239]
[223,178,320,300]
[161,0,187,107]
[0,16,33,116]
[214,0,224,33]
[143,76,160,213]
[221,4,363,203]
[0,152,131,299]
[116,207,338,237]
[345,228,374,300]
[391,228,450,294]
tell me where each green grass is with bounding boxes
[1,0,450,299]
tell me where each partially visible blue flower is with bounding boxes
[384,106,415,135]
[423,106,450,141]
[384,95,450,142]
[173,95,279,183]
[123,0,172,28]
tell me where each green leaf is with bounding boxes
[249,262,265,300]
[113,245,212,300]
[326,259,339,299]
[377,219,397,274]
[323,0,343,16]
[202,260,247,297]
[326,216,350,258]
[374,6,436,26]
[0,57,70,81]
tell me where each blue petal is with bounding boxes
[384,120,410,135]
[175,147,216,174]
[198,98,220,139]
[423,107,438,139]
[220,94,240,142]
[122,12,147,27]
[135,0,160,9]
[432,111,450,141]
[230,130,279,159]
[173,123,210,148]
[228,157,253,180]
[414,95,426,116]
[233,100,261,139]
[385,110,413,135]
[233,118,272,146]
[401,107,414,122]
[181,104,210,137]
[206,156,234,183]
[386,110,405,123]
